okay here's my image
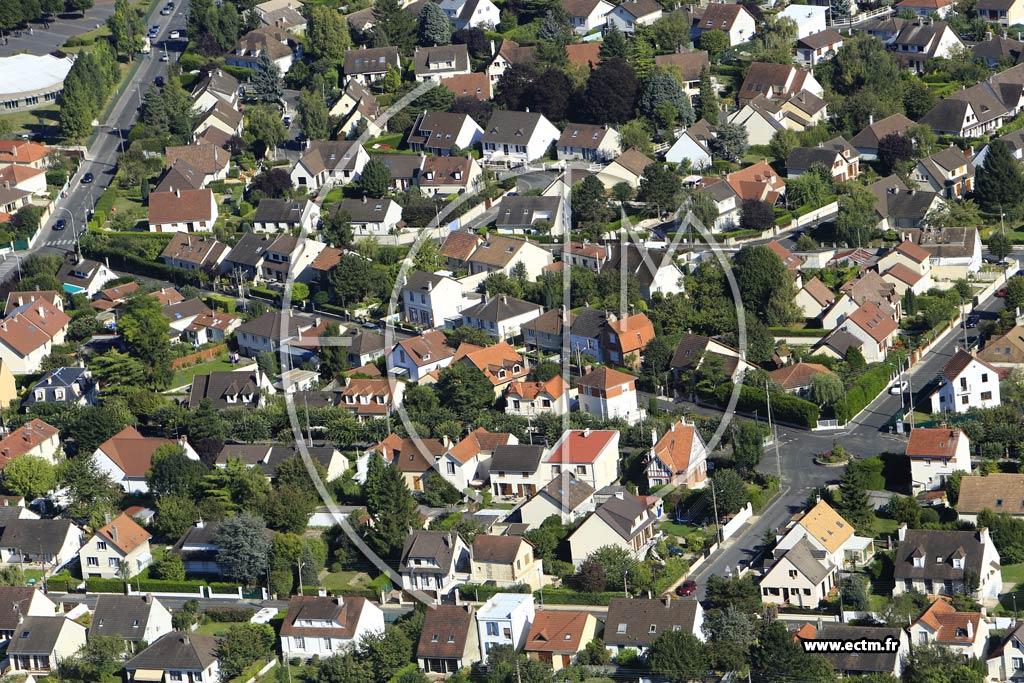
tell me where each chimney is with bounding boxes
[979,526,991,545]
[490,40,496,56]
[897,523,908,543]
[869,114,874,126]
[36,305,43,319]
[664,595,671,608]
[967,620,974,638]
[175,189,181,198]
[144,593,153,604]
[651,428,658,446]
[335,596,345,606]
[110,524,119,545]
[180,635,190,645]
[362,195,367,203]
[614,490,624,500]
[583,428,592,437]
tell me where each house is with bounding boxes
[556,123,620,162]
[604,243,686,299]
[280,595,385,660]
[90,594,173,651]
[0,140,49,169]
[778,4,827,39]
[786,137,860,182]
[0,418,59,467]
[124,632,220,683]
[605,0,662,33]
[666,120,714,170]
[334,197,403,238]
[602,313,655,368]
[906,427,971,493]
[93,426,199,494]
[374,434,447,492]
[519,472,595,530]
[838,302,899,363]
[690,2,756,45]
[919,88,1007,138]
[486,39,536,83]
[0,165,46,197]
[291,141,369,190]
[655,50,711,98]
[693,177,739,231]
[725,161,785,204]
[850,114,916,160]
[561,241,608,272]
[896,0,956,18]
[775,500,874,568]
[795,29,844,66]
[190,69,239,112]
[929,349,1001,414]
[457,295,542,341]
[258,235,327,284]
[79,512,152,579]
[794,624,907,677]
[0,184,31,215]
[402,271,468,329]
[465,235,553,280]
[408,111,483,156]
[670,333,756,385]
[909,226,983,280]
[255,0,306,32]
[840,270,901,312]
[0,518,83,567]
[162,299,212,334]
[576,367,644,425]
[437,428,516,491]
[490,444,546,499]
[544,428,620,492]
[419,155,482,196]
[3,291,62,316]
[440,0,500,29]
[160,233,229,272]
[193,100,244,139]
[595,148,654,189]
[476,593,535,662]
[23,367,96,409]
[568,490,658,566]
[978,0,1024,25]
[524,611,598,672]
[956,473,1024,524]
[226,27,294,72]
[471,535,543,589]
[343,46,401,85]
[338,377,405,422]
[737,63,823,107]
[0,307,68,374]
[727,96,788,147]
[768,362,836,399]
[183,309,242,347]
[522,307,571,354]
[216,443,348,481]
[441,72,492,100]
[371,153,424,192]
[979,324,1024,366]
[895,524,1002,600]
[563,0,614,33]
[506,376,573,418]
[795,277,835,319]
[869,178,943,232]
[7,616,87,675]
[172,519,275,575]
[388,329,456,382]
[332,80,384,139]
[892,20,962,72]
[908,599,989,659]
[481,111,561,167]
[56,254,116,297]
[759,537,837,608]
[454,342,530,395]
[164,144,230,186]
[417,606,480,675]
[148,189,218,233]
[252,198,318,233]
[495,195,565,236]
[414,45,471,82]
[0,587,57,642]
[399,530,471,597]
[603,597,703,658]
[987,620,1024,682]
[188,369,275,410]
[646,419,708,490]
[223,232,273,280]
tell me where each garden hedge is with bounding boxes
[710,383,820,428]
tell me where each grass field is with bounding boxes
[321,570,371,593]
[1003,563,1024,587]
[170,356,234,388]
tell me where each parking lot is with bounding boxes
[0,1,117,58]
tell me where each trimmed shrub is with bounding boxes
[205,607,256,622]
[709,383,819,428]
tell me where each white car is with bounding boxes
[169,29,181,38]
[889,380,908,395]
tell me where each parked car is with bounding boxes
[889,380,908,395]
[81,172,94,184]
[966,314,980,328]
[170,29,181,38]
[675,580,697,597]
[997,287,1008,298]
[160,6,171,13]
[155,76,164,87]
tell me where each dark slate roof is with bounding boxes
[569,307,610,339]
[482,111,552,145]
[0,519,77,555]
[893,528,991,581]
[538,471,594,511]
[7,616,72,654]
[803,624,904,673]
[225,232,273,268]
[336,197,401,223]
[0,587,44,631]
[595,492,655,541]
[417,606,473,660]
[125,632,219,672]
[90,595,161,641]
[22,367,95,407]
[461,295,541,323]
[604,598,701,646]
[399,531,466,575]
[495,195,560,228]
[253,198,312,224]
[188,370,264,410]
[490,444,544,473]
[413,44,471,76]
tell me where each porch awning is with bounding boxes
[132,669,165,681]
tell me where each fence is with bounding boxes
[720,502,753,542]
[171,344,229,369]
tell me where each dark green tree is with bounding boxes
[435,362,494,420]
[638,163,681,216]
[372,0,416,54]
[976,139,1024,214]
[358,158,393,197]
[251,56,283,103]
[709,468,748,517]
[697,67,719,124]
[298,88,330,141]
[733,244,799,326]
[214,512,271,585]
[305,5,351,65]
[417,1,451,46]
[147,444,207,498]
[711,121,748,162]
[838,463,873,532]
[638,67,694,126]
[647,631,708,683]
[119,294,173,389]
[584,58,638,124]
[366,463,420,559]
[731,420,764,472]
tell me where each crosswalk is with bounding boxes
[44,239,76,248]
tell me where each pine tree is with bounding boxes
[639,67,694,127]
[417,2,451,46]
[298,88,330,140]
[358,158,393,197]
[373,0,417,55]
[976,139,1024,213]
[251,56,283,103]
[626,32,655,80]
[697,66,719,125]
[838,465,873,533]
[599,24,628,60]
[368,465,420,559]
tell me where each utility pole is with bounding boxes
[710,479,721,544]
[960,296,969,349]
[765,381,781,482]
[297,560,305,596]
[623,570,629,599]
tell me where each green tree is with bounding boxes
[841,574,870,610]
[836,181,878,248]
[245,105,288,156]
[976,139,1024,214]
[584,58,638,124]
[265,485,317,533]
[251,56,284,103]
[217,623,275,681]
[710,468,748,517]
[153,494,201,540]
[733,244,799,326]
[298,88,330,141]
[372,0,417,54]
[571,174,612,231]
[711,121,747,162]
[786,169,832,210]
[214,512,271,585]
[702,606,756,671]
[107,0,143,58]
[639,67,694,127]
[808,372,845,407]
[147,445,207,498]
[149,552,185,580]
[2,455,56,499]
[358,158,393,197]
[699,30,730,61]
[366,462,420,559]
[361,626,414,683]
[878,132,914,176]
[751,621,836,683]
[731,420,763,472]
[768,129,799,165]
[305,5,351,65]
[586,545,636,592]
[600,24,628,59]
[619,119,653,155]
[703,574,762,614]
[904,642,984,683]
[418,1,452,45]
[60,456,122,528]
[118,294,173,389]
[756,15,798,63]
[647,630,708,683]
[435,362,494,420]
[838,463,873,532]
[61,635,125,681]
[696,67,719,124]
[990,231,1013,261]
[638,162,681,216]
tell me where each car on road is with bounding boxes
[675,580,697,597]
[53,219,66,231]
[170,30,181,38]
[362,322,378,329]
[160,54,169,61]
[998,287,1008,298]
[81,172,94,184]
[155,76,164,87]
[160,6,171,14]
[967,314,980,328]
[283,115,291,126]
[890,380,908,395]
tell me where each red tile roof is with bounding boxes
[0,419,57,468]
[525,611,592,654]
[768,362,834,391]
[651,420,700,474]
[96,512,151,554]
[847,301,897,343]
[895,240,930,264]
[608,313,655,354]
[447,427,515,464]
[97,426,180,478]
[547,429,617,465]
[575,366,637,391]
[906,428,964,459]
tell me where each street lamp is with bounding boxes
[5,251,22,279]
[297,560,307,596]
[55,207,76,236]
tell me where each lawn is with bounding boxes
[872,512,900,537]
[320,570,371,593]
[194,622,232,637]
[658,521,708,550]
[1003,563,1024,587]
[170,357,234,388]
[0,105,60,140]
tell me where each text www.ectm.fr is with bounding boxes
[802,638,901,653]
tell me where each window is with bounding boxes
[982,373,989,383]
[982,391,992,400]
[170,674,182,682]
[1013,658,1023,671]
[503,628,511,638]
[962,396,969,404]
[294,637,305,649]
[133,619,140,628]
[87,557,99,567]
[96,541,107,551]
[788,570,798,579]
[487,622,499,636]
[617,623,627,634]
[576,465,586,475]
[108,557,119,568]
[324,638,333,650]
[649,625,657,634]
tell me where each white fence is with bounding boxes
[721,502,753,542]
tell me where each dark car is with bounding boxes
[81,172,94,184]
[675,580,697,597]
[997,287,1008,298]
[53,219,66,231]
[967,314,980,328]
[155,76,165,87]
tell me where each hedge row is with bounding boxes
[833,356,903,423]
[768,327,826,337]
[205,607,255,622]
[533,588,627,605]
[458,583,530,602]
[81,246,212,288]
[85,578,127,593]
[709,383,820,428]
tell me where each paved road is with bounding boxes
[0,1,117,57]
[683,274,1007,600]
[23,2,189,270]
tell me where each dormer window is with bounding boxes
[913,556,925,568]
[936,556,943,564]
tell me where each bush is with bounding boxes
[833,355,904,423]
[920,508,940,524]
[205,607,256,622]
[532,588,626,605]
[85,578,126,593]
[709,383,819,428]
[45,169,67,186]
[136,579,206,593]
